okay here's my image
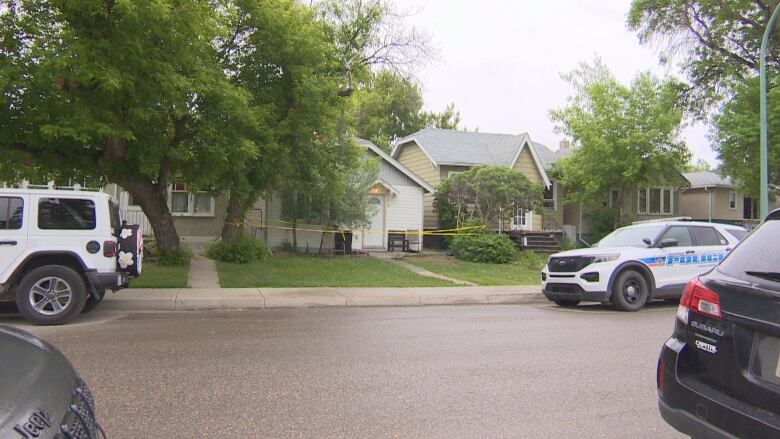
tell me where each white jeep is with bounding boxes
[541,219,748,311]
[0,189,142,325]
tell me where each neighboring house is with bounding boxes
[112,138,432,251]
[680,171,769,228]
[533,141,688,245]
[391,128,557,235]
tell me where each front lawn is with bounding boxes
[216,256,455,288]
[404,252,547,286]
[129,262,190,288]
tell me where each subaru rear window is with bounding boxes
[38,198,96,230]
[0,197,23,229]
[717,220,780,284]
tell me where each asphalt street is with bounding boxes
[11,303,684,438]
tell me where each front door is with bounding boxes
[0,195,28,282]
[364,196,385,248]
[512,208,533,231]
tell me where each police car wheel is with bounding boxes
[553,299,580,308]
[611,270,649,311]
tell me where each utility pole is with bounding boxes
[759,5,780,219]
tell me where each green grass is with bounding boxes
[216,256,455,288]
[129,262,190,288]
[404,252,547,286]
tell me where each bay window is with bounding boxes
[638,187,673,215]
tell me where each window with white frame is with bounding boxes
[543,182,556,210]
[728,191,736,210]
[168,182,215,216]
[638,187,673,215]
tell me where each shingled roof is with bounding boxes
[682,171,733,189]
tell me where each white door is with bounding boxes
[655,225,698,288]
[512,208,533,231]
[364,196,384,247]
[0,195,28,282]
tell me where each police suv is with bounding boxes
[541,219,748,311]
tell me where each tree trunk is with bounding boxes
[119,178,180,252]
[222,194,252,241]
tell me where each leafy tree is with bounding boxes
[685,158,714,172]
[628,0,780,109]
[424,102,462,130]
[0,0,256,251]
[549,59,690,222]
[434,166,543,229]
[350,69,427,151]
[713,77,780,197]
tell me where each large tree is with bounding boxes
[0,0,256,251]
[628,0,780,109]
[549,60,690,220]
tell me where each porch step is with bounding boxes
[508,231,562,253]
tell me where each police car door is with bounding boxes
[655,225,697,290]
[688,225,730,274]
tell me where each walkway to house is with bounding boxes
[188,252,220,289]
[367,252,477,286]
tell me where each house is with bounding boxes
[532,140,688,246]
[391,128,558,236]
[680,171,766,228]
[113,138,433,252]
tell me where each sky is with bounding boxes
[396,0,715,164]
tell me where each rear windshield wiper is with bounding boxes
[745,271,780,282]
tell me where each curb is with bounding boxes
[100,287,547,312]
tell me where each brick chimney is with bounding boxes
[559,139,571,150]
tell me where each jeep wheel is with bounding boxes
[16,265,87,325]
[553,299,580,308]
[81,289,105,314]
[611,270,649,311]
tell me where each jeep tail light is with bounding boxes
[103,240,117,258]
[657,358,665,395]
[678,277,721,322]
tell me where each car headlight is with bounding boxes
[592,253,620,263]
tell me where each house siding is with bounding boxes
[396,141,440,229]
[512,146,546,231]
[680,187,743,222]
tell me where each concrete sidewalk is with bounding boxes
[101,286,546,312]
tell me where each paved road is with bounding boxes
[9,303,684,438]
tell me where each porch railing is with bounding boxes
[541,215,563,232]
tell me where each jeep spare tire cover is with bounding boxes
[117,224,143,276]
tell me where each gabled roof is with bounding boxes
[356,138,435,193]
[682,171,733,189]
[533,142,573,169]
[391,128,551,187]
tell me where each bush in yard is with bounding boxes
[207,235,269,264]
[145,242,192,267]
[449,233,519,264]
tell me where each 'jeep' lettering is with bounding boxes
[13,410,51,438]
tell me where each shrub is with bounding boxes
[207,235,269,264]
[145,243,192,267]
[449,233,519,264]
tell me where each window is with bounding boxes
[167,183,215,216]
[690,226,727,246]
[638,187,673,215]
[609,190,620,208]
[0,197,23,229]
[660,226,693,247]
[728,191,736,210]
[38,198,96,230]
[725,228,749,242]
[718,221,780,286]
[543,182,556,210]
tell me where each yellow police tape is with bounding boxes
[255,221,486,236]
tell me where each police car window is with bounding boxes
[38,198,96,230]
[661,226,693,246]
[689,226,726,246]
[595,225,664,248]
[725,228,748,241]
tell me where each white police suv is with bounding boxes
[541,219,748,311]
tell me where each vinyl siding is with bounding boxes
[396,142,440,229]
[511,146,544,183]
[680,187,743,222]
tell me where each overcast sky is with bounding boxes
[397,0,714,164]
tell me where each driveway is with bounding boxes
[10,303,683,438]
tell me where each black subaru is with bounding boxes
[657,210,780,438]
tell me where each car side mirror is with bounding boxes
[642,238,653,246]
[658,238,679,248]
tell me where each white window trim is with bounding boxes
[637,187,674,216]
[543,181,557,211]
[167,184,216,217]
[728,190,737,210]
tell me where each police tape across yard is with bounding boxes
[259,221,487,237]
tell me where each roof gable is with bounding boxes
[357,138,434,193]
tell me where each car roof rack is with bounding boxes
[632,217,692,225]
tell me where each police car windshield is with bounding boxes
[595,225,664,248]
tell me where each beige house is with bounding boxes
[679,171,765,228]
[391,128,560,235]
